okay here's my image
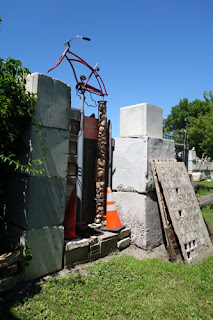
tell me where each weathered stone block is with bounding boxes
[113,192,163,249]
[7,176,67,229]
[118,227,131,240]
[117,237,131,250]
[112,137,175,193]
[26,73,71,130]
[120,103,163,138]
[64,246,89,267]
[20,125,69,178]
[24,226,64,281]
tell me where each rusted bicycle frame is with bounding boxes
[48,36,107,97]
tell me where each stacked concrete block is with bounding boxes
[117,228,131,250]
[112,103,175,249]
[120,103,163,138]
[7,73,71,281]
[188,149,213,180]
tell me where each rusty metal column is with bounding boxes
[95,101,107,224]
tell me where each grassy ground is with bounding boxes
[195,180,213,188]
[2,255,213,320]
[202,205,213,232]
[196,187,213,198]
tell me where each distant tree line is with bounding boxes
[164,91,213,158]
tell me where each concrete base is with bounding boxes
[112,136,175,193]
[113,192,163,249]
[64,231,121,267]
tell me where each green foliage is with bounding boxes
[0,58,36,157]
[0,58,46,174]
[3,255,213,319]
[164,91,213,157]
[15,242,33,272]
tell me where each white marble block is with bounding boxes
[120,103,163,138]
[112,136,175,193]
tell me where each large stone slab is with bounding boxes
[7,175,67,229]
[26,73,71,130]
[112,137,175,193]
[21,125,69,178]
[120,103,163,138]
[113,192,163,249]
[24,226,64,281]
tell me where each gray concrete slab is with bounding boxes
[26,73,71,130]
[20,125,69,178]
[7,176,67,229]
[24,226,64,280]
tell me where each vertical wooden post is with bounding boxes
[95,101,107,224]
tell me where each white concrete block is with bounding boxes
[26,73,71,130]
[192,172,202,181]
[113,192,163,249]
[120,103,163,138]
[112,137,175,193]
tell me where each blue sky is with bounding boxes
[1,0,213,137]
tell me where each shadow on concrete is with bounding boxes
[0,279,42,320]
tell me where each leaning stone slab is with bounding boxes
[112,137,175,193]
[0,252,19,271]
[113,192,163,249]
[120,103,163,138]
[0,273,24,293]
[0,263,18,276]
[7,176,66,229]
[117,237,131,250]
[26,73,71,130]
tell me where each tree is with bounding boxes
[164,91,213,157]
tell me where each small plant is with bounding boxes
[15,242,32,272]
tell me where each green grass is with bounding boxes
[196,187,213,198]
[3,255,213,320]
[195,180,213,188]
[202,205,213,232]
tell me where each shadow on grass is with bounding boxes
[0,279,42,320]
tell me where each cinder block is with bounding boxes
[21,125,69,178]
[7,176,67,229]
[64,246,89,267]
[112,137,175,193]
[118,227,131,240]
[26,73,71,130]
[120,103,163,138]
[117,237,131,250]
[113,192,163,249]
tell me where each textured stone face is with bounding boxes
[26,73,71,130]
[154,161,213,264]
[112,192,163,249]
[112,137,175,193]
[120,103,163,138]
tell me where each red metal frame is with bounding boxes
[48,47,107,97]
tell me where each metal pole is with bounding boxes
[76,91,85,223]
